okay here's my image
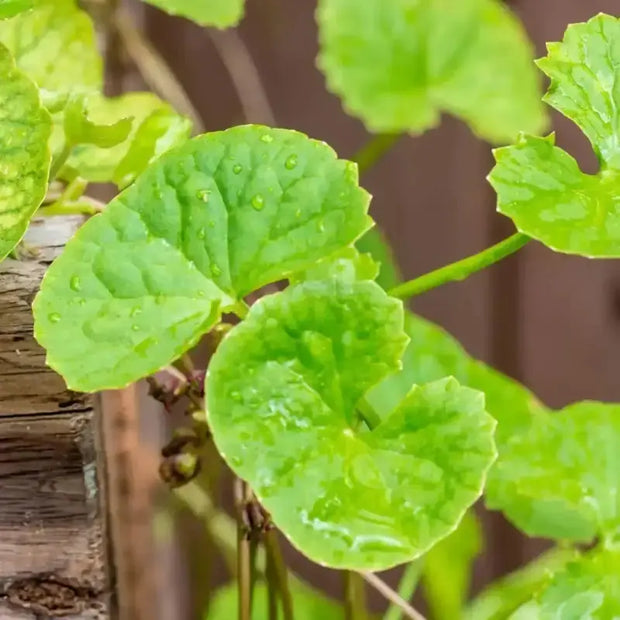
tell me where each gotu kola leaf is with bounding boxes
[206,279,497,570]
[486,400,620,543]
[33,125,371,392]
[64,92,192,188]
[510,549,620,620]
[317,0,546,143]
[0,43,51,261]
[0,0,102,108]
[142,0,245,29]
[490,14,620,257]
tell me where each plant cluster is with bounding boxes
[1,0,619,618]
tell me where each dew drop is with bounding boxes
[285,154,298,170]
[130,306,142,318]
[208,220,215,228]
[49,312,61,323]
[260,134,274,143]
[154,186,164,199]
[70,275,81,291]
[230,390,242,402]
[198,227,206,240]
[317,219,325,232]
[76,298,86,306]
[196,189,210,203]
[211,264,222,276]
[295,208,302,218]
[232,164,243,175]
[251,194,265,210]
[132,324,140,332]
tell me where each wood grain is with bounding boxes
[0,217,112,618]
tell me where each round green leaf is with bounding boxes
[510,550,620,620]
[0,0,102,107]
[0,43,51,261]
[65,92,192,188]
[486,401,620,542]
[143,0,245,29]
[207,279,496,570]
[490,15,620,258]
[317,0,546,143]
[34,125,371,392]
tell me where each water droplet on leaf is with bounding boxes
[285,154,298,170]
[196,189,210,203]
[211,264,222,276]
[251,194,265,210]
[317,219,325,232]
[132,324,140,332]
[198,227,206,239]
[130,306,142,317]
[70,275,81,291]
[260,134,274,143]
[233,164,243,175]
[49,313,61,323]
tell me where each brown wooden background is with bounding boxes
[115,1,620,618]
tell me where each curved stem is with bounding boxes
[353,134,401,175]
[209,29,276,126]
[383,560,424,620]
[115,8,204,132]
[361,572,426,620]
[344,571,367,620]
[389,232,530,300]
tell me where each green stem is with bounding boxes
[389,232,530,300]
[344,571,368,620]
[354,134,401,175]
[384,560,424,620]
[264,529,294,620]
[49,141,73,181]
[232,300,251,320]
[361,572,426,620]
[235,480,253,620]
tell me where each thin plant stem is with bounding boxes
[49,142,73,181]
[264,529,294,620]
[361,572,426,620]
[265,541,279,620]
[232,300,251,319]
[389,232,530,300]
[384,560,424,620]
[357,397,382,430]
[209,29,276,126]
[353,134,401,175]
[344,571,368,620]
[115,8,204,132]
[235,479,253,620]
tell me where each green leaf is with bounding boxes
[0,43,51,261]
[317,0,547,143]
[292,246,379,284]
[366,313,545,443]
[65,92,192,187]
[490,14,620,258]
[0,0,102,108]
[465,547,577,620]
[143,0,245,28]
[64,95,133,150]
[510,550,620,619]
[486,401,620,542]
[207,279,496,570]
[33,125,371,392]
[356,227,401,291]
[421,511,482,620]
[208,579,342,620]
[0,0,33,18]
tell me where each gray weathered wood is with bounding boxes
[0,217,112,618]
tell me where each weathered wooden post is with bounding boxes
[0,217,113,619]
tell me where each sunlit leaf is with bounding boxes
[317,0,546,143]
[0,43,51,261]
[490,14,620,257]
[0,0,102,108]
[33,125,371,392]
[510,550,620,619]
[422,511,483,620]
[65,92,192,187]
[486,401,620,542]
[0,0,32,18]
[207,279,496,570]
[143,0,245,29]
[208,579,342,620]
